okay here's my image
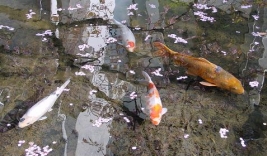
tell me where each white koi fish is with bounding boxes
[18,78,71,128]
[142,71,167,125]
[110,19,136,52]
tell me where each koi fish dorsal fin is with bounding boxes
[196,58,213,64]
[142,71,152,82]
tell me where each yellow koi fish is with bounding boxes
[153,42,244,94]
[142,71,167,125]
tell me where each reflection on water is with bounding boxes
[75,95,113,156]
[1,0,267,155]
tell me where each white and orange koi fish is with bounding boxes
[142,71,167,125]
[110,19,136,52]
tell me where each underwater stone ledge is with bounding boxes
[258,36,267,69]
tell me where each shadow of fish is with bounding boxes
[0,87,44,133]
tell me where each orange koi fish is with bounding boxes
[142,71,167,125]
[153,42,244,94]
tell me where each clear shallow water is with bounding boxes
[0,0,267,156]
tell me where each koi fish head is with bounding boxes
[18,115,37,128]
[227,77,244,94]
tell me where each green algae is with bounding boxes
[158,0,189,9]
[0,5,29,21]
[0,5,54,30]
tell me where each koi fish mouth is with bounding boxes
[152,119,160,125]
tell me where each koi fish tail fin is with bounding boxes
[54,78,71,95]
[142,71,152,83]
[109,18,121,26]
[153,42,176,57]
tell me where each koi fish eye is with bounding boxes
[232,87,237,90]
[231,88,238,94]
[19,118,25,122]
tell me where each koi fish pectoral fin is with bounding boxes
[38,116,47,121]
[200,81,217,86]
[161,108,168,115]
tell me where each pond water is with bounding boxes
[0,0,267,156]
